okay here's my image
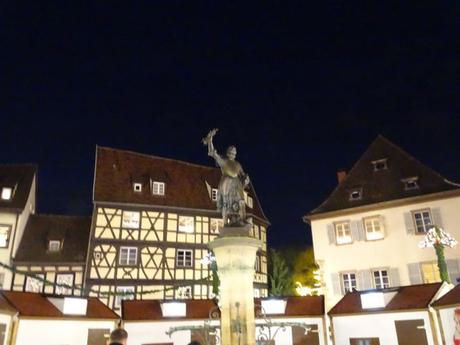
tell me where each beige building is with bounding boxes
[0,165,36,290]
[85,146,269,312]
[305,136,460,308]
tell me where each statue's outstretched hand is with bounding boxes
[202,128,219,145]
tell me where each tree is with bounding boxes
[268,249,293,296]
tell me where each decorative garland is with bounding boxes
[0,262,212,297]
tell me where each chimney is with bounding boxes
[337,170,347,184]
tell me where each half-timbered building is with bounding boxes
[11,214,91,295]
[85,146,269,311]
[0,164,37,290]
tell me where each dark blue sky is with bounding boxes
[1,1,459,248]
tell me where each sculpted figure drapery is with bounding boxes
[202,128,250,226]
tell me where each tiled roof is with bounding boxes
[308,136,460,217]
[0,164,36,211]
[14,214,91,264]
[93,146,268,223]
[122,296,324,321]
[328,283,442,316]
[432,284,460,308]
[0,291,118,319]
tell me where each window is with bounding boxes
[0,225,11,248]
[373,269,390,289]
[115,286,135,308]
[119,247,137,266]
[254,255,261,272]
[372,159,388,171]
[247,196,254,209]
[350,338,380,345]
[55,273,74,295]
[403,177,419,190]
[152,181,165,195]
[176,286,192,299]
[176,249,193,268]
[364,217,384,240]
[1,187,12,200]
[349,188,362,201]
[48,240,61,251]
[421,262,441,283]
[178,216,194,233]
[211,188,218,201]
[413,209,432,233]
[25,274,45,293]
[335,222,352,244]
[341,272,357,293]
[122,211,140,229]
[133,183,142,192]
[253,289,260,298]
[210,218,223,234]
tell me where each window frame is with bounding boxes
[24,273,45,293]
[119,246,138,266]
[152,181,165,196]
[48,240,62,252]
[349,188,362,201]
[0,187,12,201]
[420,261,441,283]
[340,271,357,294]
[176,286,192,299]
[0,225,12,248]
[133,183,142,192]
[178,215,195,233]
[55,272,75,295]
[372,159,388,172]
[211,188,218,201]
[176,249,193,268]
[114,286,135,309]
[372,268,390,289]
[334,221,353,245]
[402,177,419,191]
[121,210,140,229]
[411,209,433,234]
[363,216,384,241]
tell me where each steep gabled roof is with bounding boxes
[431,284,460,308]
[309,136,460,216]
[93,146,268,223]
[0,164,36,212]
[328,283,442,316]
[14,214,91,264]
[0,291,118,319]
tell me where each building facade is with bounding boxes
[0,165,36,290]
[305,136,460,308]
[11,214,91,296]
[85,146,269,311]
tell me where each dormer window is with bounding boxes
[403,177,419,190]
[372,159,388,171]
[349,188,362,201]
[247,196,254,209]
[211,188,218,201]
[1,187,12,200]
[152,181,165,195]
[48,240,62,252]
[133,183,142,192]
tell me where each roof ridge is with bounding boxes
[97,145,219,171]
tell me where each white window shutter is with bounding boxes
[327,224,336,245]
[404,213,415,235]
[390,268,400,287]
[379,215,386,237]
[350,220,360,241]
[357,270,372,290]
[357,220,365,241]
[431,208,443,228]
[446,259,460,284]
[331,273,342,295]
[407,263,422,284]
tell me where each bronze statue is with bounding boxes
[202,128,250,226]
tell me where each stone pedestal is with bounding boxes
[209,225,262,345]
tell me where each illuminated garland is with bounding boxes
[0,262,212,297]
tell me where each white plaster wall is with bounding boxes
[15,319,115,345]
[125,317,325,345]
[311,195,460,308]
[438,306,460,345]
[0,212,18,290]
[331,311,435,345]
[13,175,36,257]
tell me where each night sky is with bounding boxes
[1,2,460,249]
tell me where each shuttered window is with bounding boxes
[341,272,357,293]
[335,222,352,244]
[364,217,384,240]
[421,262,441,283]
[372,269,389,289]
[412,210,432,233]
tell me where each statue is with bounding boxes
[202,128,250,227]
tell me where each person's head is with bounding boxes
[226,146,237,160]
[109,327,128,345]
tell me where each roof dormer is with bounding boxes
[402,176,419,191]
[1,187,13,201]
[372,158,388,171]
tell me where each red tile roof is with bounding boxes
[329,283,442,316]
[0,291,118,319]
[432,284,460,308]
[94,146,268,223]
[122,296,324,321]
[307,136,460,218]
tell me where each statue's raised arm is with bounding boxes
[202,128,225,167]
